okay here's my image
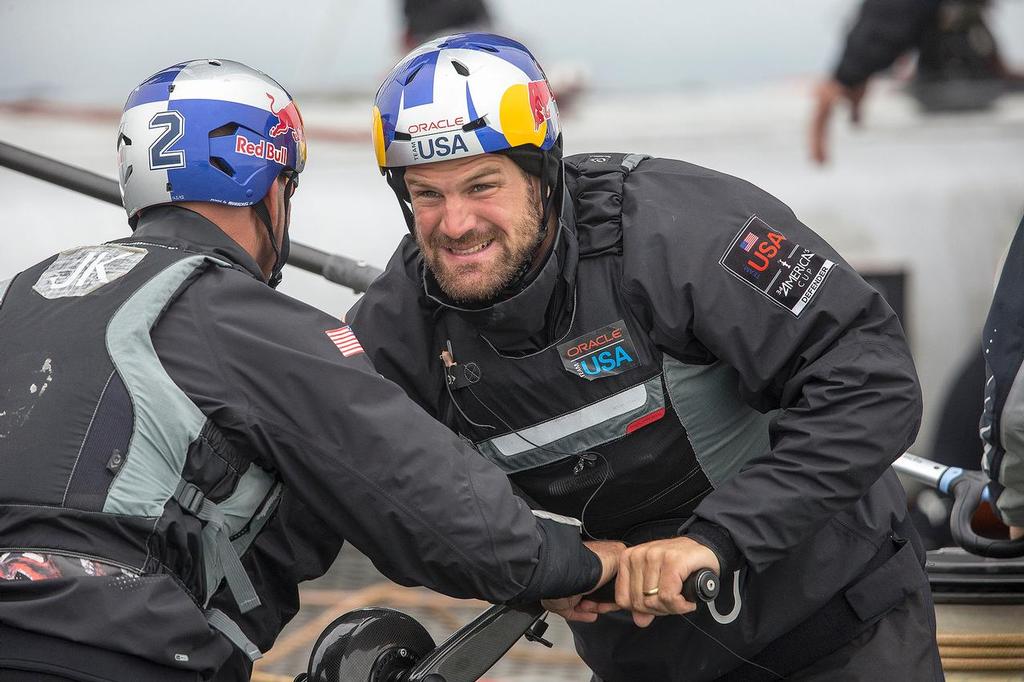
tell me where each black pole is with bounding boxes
[0,140,382,293]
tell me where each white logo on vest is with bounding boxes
[33,245,148,299]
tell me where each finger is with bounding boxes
[564,610,598,623]
[628,549,649,612]
[615,554,632,611]
[576,599,620,614]
[633,611,656,628]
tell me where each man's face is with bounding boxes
[405,154,543,304]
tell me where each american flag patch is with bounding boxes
[325,326,364,357]
[741,232,759,252]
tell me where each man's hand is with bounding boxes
[1011,526,1024,541]
[810,78,868,165]
[615,536,720,628]
[541,540,624,623]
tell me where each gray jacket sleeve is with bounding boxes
[981,216,1024,527]
[154,265,601,603]
[620,159,922,572]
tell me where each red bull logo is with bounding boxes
[235,135,289,165]
[266,92,304,144]
[527,80,553,131]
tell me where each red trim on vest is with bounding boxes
[626,407,666,434]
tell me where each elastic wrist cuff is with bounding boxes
[678,518,743,575]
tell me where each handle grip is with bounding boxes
[947,470,1024,559]
[587,569,720,604]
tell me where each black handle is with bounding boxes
[948,471,1024,559]
[587,569,720,604]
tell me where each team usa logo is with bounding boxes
[557,320,639,380]
[721,216,835,317]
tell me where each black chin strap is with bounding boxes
[251,176,296,289]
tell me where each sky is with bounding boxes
[2,0,1022,105]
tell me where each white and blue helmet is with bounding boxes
[117,59,306,226]
[373,33,559,170]
[372,33,563,229]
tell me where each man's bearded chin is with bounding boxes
[418,218,544,304]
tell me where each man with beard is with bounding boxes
[349,33,943,680]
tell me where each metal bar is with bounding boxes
[0,140,382,293]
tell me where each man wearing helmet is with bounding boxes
[0,59,621,681]
[349,34,943,680]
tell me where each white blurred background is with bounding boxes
[2,0,1024,473]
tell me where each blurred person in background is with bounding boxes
[980,214,1024,542]
[811,0,1021,164]
[350,32,943,681]
[0,58,620,682]
[401,0,492,51]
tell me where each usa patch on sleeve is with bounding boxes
[720,216,835,317]
[325,325,364,357]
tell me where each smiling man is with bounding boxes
[349,33,943,681]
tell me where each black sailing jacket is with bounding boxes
[0,206,598,681]
[348,153,931,680]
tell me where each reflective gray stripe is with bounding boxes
[476,378,662,473]
[0,278,10,309]
[176,482,261,613]
[103,255,215,517]
[205,608,263,662]
[663,356,774,486]
[621,153,649,172]
[531,509,582,531]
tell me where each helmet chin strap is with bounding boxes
[251,176,295,289]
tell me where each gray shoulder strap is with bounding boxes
[205,608,263,662]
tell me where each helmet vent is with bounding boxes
[393,131,412,141]
[462,117,487,132]
[166,182,173,192]
[118,133,132,147]
[469,43,499,53]
[403,62,427,85]
[450,60,470,76]
[207,60,222,67]
[123,165,133,183]
[210,156,235,177]
[209,123,240,138]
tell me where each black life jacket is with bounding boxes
[0,240,281,669]
[432,153,772,542]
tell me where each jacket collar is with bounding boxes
[130,206,267,283]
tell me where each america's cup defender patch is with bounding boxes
[720,216,835,317]
[557,320,639,380]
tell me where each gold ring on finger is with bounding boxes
[642,587,660,596]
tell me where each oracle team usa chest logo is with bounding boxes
[720,216,835,317]
[557,320,639,380]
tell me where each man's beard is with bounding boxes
[418,185,544,304]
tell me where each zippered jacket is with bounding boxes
[0,206,600,681]
[348,153,931,680]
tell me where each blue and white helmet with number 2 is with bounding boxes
[118,59,306,226]
[372,33,562,218]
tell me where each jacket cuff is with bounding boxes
[678,518,744,575]
[512,516,601,604]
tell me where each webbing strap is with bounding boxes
[175,481,261,613]
[205,608,263,662]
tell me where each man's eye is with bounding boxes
[470,184,493,193]
[414,190,440,200]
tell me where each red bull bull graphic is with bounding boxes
[266,92,304,144]
[235,135,289,165]
[528,80,553,130]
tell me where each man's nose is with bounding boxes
[439,195,478,240]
